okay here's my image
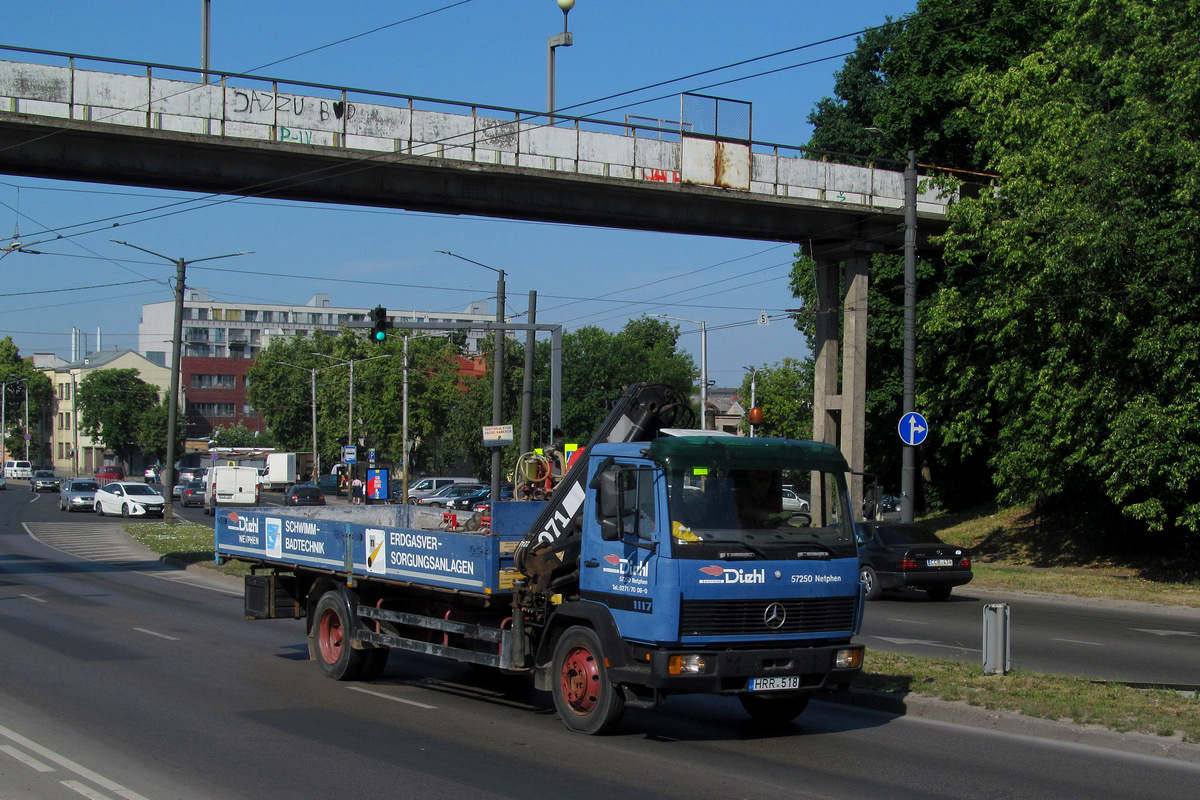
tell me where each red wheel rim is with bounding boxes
[317,608,344,664]
[559,644,600,714]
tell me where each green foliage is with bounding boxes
[0,337,53,463]
[138,399,185,463]
[739,359,814,440]
[245,329,462,476]
[208,422,272,448]
[76,368,160,467]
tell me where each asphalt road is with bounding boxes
[1,485,1198,800]
[859,581,1200,686]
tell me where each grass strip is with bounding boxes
[860,650,1200,744]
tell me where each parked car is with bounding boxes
[0,474,6,489]
[447,485,514,512]
[59,478,99,511]
[181,480,206,508]
[284,484,327,507]
[30,470,60,493]
[172,481,187,499]
[315,474,340,494]
[407,476,479,504]
[94,481,166,517]
[94,465,125,485]
[781,488,810,513]
[856,521,973,601]
[417,482,486,508]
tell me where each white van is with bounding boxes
[203,465,260,516]
[4,460,32,479]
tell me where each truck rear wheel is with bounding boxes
[309,592,366,680]
[551,626,625,735]
[739,691,811,724]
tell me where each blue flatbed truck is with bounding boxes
[214,384,865,734]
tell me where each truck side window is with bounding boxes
[619,470,656,541]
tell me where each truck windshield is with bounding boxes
[648,436,856,558]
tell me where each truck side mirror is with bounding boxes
[597,468,625,541]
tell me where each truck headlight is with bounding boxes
[834,648,863,669]
[668,654,708,675]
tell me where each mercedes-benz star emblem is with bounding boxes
[763,602,786,629]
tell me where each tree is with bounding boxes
[139,398,186,466]
[739,359,814,441]
[77,369,160,470]
[933,0,1200,533]
[0,337,53,464]
[208,422,272,448]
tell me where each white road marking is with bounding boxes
[1133,628,1200,638]
[19,593,47,603]
[872,635,981,653]
[0,723,150,800]
[1053,638,1105,646]
[348,685,438,709]
[62,780,117,800]
[1,743,55,772]
[887,618,930,625]
[134,628,179,641]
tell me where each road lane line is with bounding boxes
[1053,637,1104,646]
[61,781,116,800]
[19,593,47,603]
[0,723,150,800]
[348,685,438,709]
[134,628,180,641]
[0,743,55,772]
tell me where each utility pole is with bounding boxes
[113,240,250,522]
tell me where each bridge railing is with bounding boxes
[0,45,953,217]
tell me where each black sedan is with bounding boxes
[855,521,972,601]
[446,485,514,512]
[284,484,326,507]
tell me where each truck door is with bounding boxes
[580,462,664,642]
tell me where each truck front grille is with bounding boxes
[679,597,856,637]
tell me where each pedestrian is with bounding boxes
[338,472,347,497]
[351,475,364,505]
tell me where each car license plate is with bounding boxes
[748,675,800,692]
[927,558,954,567]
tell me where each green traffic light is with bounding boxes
[373,330,386,342]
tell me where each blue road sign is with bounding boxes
[898,412,929,446]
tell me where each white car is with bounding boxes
[782,488,810,513]
[94,481,166,517]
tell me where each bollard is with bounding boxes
[983,603,1011,674]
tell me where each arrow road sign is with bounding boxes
[898,412,929,446]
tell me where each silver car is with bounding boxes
[31,470,61,493]
[60,478,100,512]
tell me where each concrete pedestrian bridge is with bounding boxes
[0,47,950,246]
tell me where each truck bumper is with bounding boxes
[611,642,864,695]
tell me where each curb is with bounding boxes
[819,687,1200,764]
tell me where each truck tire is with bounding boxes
[739,691,811,724]
[551,626,625,735]
[309,592,366,681]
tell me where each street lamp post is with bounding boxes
[310,353,392,467]
[660,315,709,430]
[547,0,575,125]
[437,251,507,500]
[112,240,250,522]
[279,361,341,483]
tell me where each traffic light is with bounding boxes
[370,306,389,342]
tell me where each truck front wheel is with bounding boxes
[551,626,625,735]
[309,592,366,680]
[739,691,811,724]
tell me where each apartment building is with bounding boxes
[139,289,496,365]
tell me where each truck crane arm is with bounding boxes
[513,382,692,592]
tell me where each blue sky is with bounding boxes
[1,0,917,387]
